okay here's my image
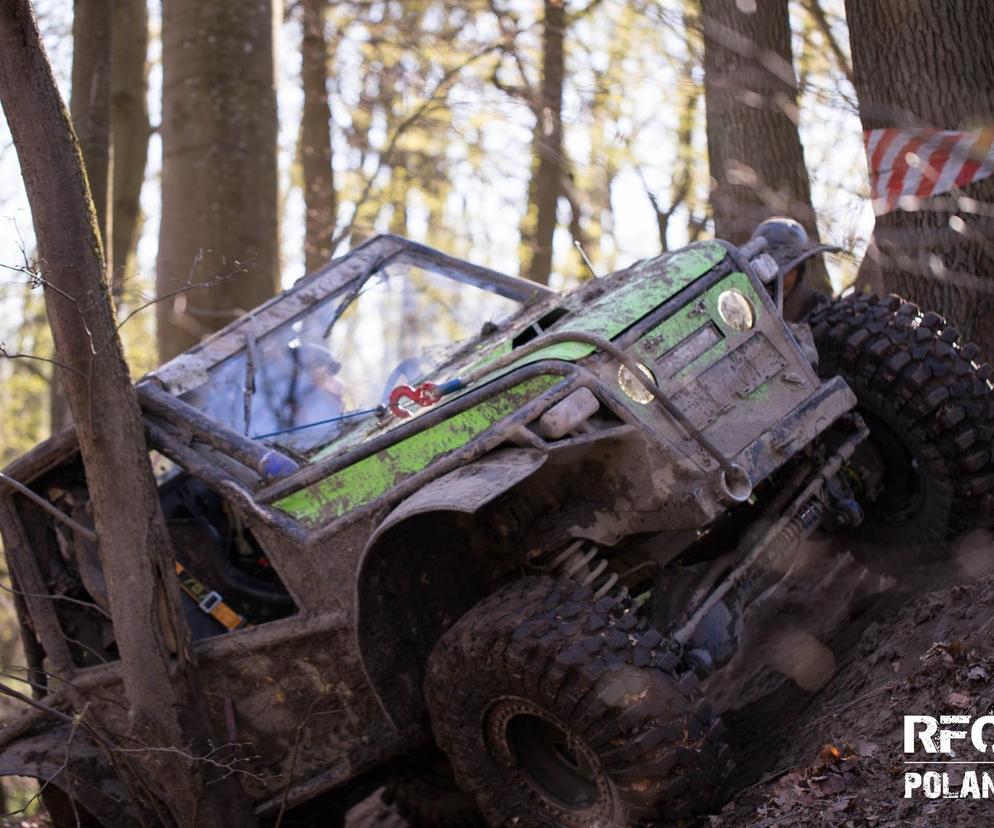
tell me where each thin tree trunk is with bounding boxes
[647,19,701,254]
[0,2,256,825]
[300,0,336,273]
[519,0,565,286]
[701,0,830,291]
[70,0,112,269]
[846,0,994,359]
[111,0,150,299]
[55,0,115,434]
[158,0,281,361]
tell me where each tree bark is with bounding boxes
[111,0,150,298]
[845,0,994,359]
[519,0,565,286]
[701,0,829,291]
[158,0,281,361]
[0,3,256,824]
[56,0,115,434]
[70,0,112,270]
[300,0,336,273]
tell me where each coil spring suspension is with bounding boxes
[548,539,627,601]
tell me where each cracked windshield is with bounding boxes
[179,261,521,455]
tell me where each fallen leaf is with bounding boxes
[948,691,972,709]
[817,775,847,796]
[968,665,989,681]
[818,743,842,762]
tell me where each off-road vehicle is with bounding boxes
[1,233,992,827]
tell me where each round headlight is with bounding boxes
[618,362,656,405]
[717,289,755,332]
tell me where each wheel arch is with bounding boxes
[355,448,548,731]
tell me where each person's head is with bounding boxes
[749,216,813,296]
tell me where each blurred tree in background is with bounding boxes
[846,0,994,357]
[701,0,830,291]
[156,0,281,361]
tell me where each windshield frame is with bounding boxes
[146,234,557,400]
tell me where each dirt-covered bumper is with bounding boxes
[734,375,857,486]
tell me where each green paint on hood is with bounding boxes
[275,375,559,525]
[490,242,728,370]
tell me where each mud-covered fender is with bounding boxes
[356,447,547,730]
[0,723,140,826]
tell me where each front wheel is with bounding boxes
[807,294,994,562]
[424,577,729,827]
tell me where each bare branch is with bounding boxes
[803,0,854,86]
[0,680,74,725]
[110,743,273,785]
[0,472,98,541]
[0,342,84,377]
[0,577,111,620]
[331,42,504,249]
[115,259,245,333]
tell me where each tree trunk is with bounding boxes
[158,0,281,362]
[56,0,115,434]
[845,0,994,359]
[300,0,336,273]
[70,0,113,270]
[0,3,256,825]
[701,0,829,291]
[111,0,150,299]
[519,0,565,286]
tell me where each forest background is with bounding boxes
[0,0,865,474]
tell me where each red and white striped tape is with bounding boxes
[864,127,994,215]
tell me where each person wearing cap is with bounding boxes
[748,217,841,322]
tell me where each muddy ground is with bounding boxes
[706,529,994,827]
[344,529,994,827]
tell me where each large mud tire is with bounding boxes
[424,577,729,827]
[807,294,994,559]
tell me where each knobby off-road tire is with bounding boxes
[807,294,994,561]
[424,577,729,828]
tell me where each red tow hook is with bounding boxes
[388,382,441,418]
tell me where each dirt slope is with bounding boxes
[710,531,994,827]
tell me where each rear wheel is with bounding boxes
[424,577,729,827]
[808,294,994,563]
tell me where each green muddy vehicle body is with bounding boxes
[0,234,856,823]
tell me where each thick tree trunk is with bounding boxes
[845,0,994,359]
[111,0,150,298]
[519,0,565,286]
[0,3,256,825]
[701,0,829,291]
[300,0,336,273]
[158,0,281,361]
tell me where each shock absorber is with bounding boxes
[548,539,626,601]
[673,420,868,650]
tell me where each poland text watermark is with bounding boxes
[903,714,994,799]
